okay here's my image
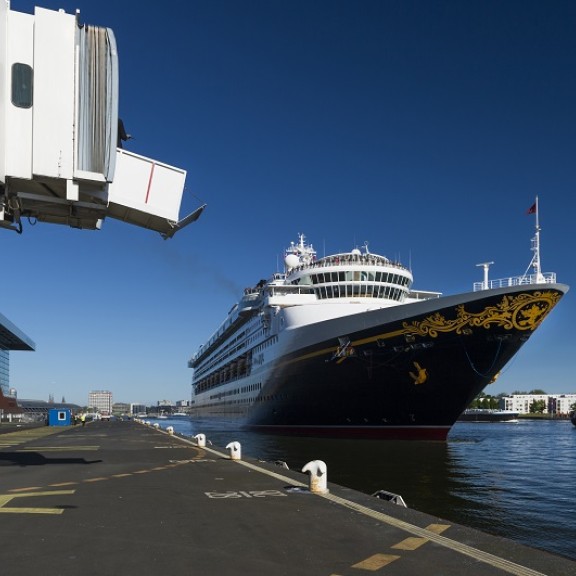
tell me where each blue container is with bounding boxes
[48,408,71,426]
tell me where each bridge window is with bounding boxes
[11,63,33,108]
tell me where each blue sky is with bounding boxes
[4,0,575,406]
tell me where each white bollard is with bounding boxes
[166,426,174,435]
[226,441,241,460]
[302,460,329,493]
[153,423,160,429]
[194,433,206,447]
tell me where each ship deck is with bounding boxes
[0,420,573,575]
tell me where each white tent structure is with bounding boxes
[0,1,205,238]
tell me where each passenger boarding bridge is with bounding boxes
[0,1,205,238]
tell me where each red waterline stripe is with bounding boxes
[145,162,156,204]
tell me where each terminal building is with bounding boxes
[0,310,35,414]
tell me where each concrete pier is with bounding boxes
[0,421,573,575]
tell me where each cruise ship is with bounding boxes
[188,206,567,440]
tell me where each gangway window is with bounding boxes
[11,63,33,108]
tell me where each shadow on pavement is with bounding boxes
[0,452,103,467]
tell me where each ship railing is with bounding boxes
[473,272,557,292]
[288,255,406,273]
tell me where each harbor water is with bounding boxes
[159,416,576,561]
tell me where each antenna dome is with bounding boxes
[285,254,300,269]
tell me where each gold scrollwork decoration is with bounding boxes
[400,291,562,338]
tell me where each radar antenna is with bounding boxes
[476,261,494,290]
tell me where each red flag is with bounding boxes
[526,202,536,215]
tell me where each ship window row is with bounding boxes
[315,284,405,300]
[195,321,261,378]
[196,333,278,386]
[194,337,248,379]
[203,392,283,406]
[194,323,250,366]
[209,382,262,401]
[195,353,253,394]
[195,327,277,383]
[253,335,278,355]
[307,271,411,286]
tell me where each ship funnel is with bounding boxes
[226,441,242,460]
[302,460,329,493]
[194,433,206,447]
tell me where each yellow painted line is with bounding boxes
[0,507,65,514]
[426,523,450,534]
[391,525,450,550]
[134,470,151,474]
[112,474,133,478]
[83,477,107,483]
[9,486,43,493]
[0,490,75,515]
[392,536,428,550]
[352,553,401,570]
[49,482,78,487]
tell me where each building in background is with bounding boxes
[112,402,130,416]
[502,394,576,415]
[0,311,35,415]
[89,390,113,415]
[130,403,147,416]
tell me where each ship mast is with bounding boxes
[525,196,545,282]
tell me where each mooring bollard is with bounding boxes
[166,426,174,435]
[302,460,328,493]
[194,433,206,447]
[153,422,160,429]
[226,441,241,460]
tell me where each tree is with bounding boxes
[529,399,546,414]
[529,389,547,395]
[469,394,500,409]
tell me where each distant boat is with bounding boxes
[171,413,189,418]
[458,409,519,423]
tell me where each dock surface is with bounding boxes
[0,421,574,576]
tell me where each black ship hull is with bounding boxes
[192,285,567,440]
